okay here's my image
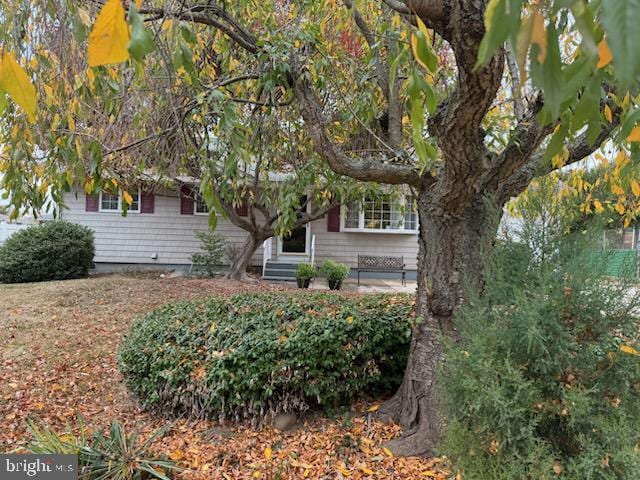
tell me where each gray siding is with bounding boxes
[61,188,262,266]
[307,218,419,270]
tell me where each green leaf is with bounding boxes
[600,0,640,87]
[531,24,564,121]
[208,211,218,230]
[410,31,438,72]
[477,0,522,67]
[128,5,155,61]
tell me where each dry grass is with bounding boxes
[0,273,445,479]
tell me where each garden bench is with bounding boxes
[357,255,406,286]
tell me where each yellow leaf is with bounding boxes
[627,126,640,143]
[169,449,184,461]
[632,180,640,198]
[367,404,379,412]
[210,322,216,333]
[620,344,640,356]
[597,40,613,69]
[359,465,374,475]
[416,16,430,43]
[0,52,37,122]
[382,447,394,458]
[264,447,272,461]
[122,190,133,206]
[594,200,604,213]
[530,11,547,63]
[604,104,613,123]
[88,0,130,67]
[421,471,438,477]
[346,316,354,324]
[252,471,261,478]
[615,202,625,215]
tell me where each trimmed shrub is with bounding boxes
[439,235,640,479]
[119,292,413,421]
[0,221,94,283]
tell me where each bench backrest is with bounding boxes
[358,255,404,270]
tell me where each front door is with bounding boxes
[277,224,310,260]
[277,196,310,261]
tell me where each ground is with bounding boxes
[0,273,447,479]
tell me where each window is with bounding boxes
[342,195,418,233]
[100,192,119,212]
[194,194,209,214]
[99,189,141,213]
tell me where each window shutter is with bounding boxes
[327,205,341,232]
[180,185,194,215]
[141,191,155,214]
[86,194,99,212]
[235,203,248,217]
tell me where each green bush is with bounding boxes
[439,235,640,479]
[190,230,226,277]
[295,262,316,280]
[320,259,351,282]
[119,292,412,420]
[0,221,94,283]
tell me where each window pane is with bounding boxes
[344,202,360,228]
[404,196,418,230]
[130,192,140,211]
[195,195,208,214]
[101,193,119,211]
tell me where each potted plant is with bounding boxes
[320,260,350,290]
[295,263,316,288]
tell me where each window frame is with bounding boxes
[340,195,418,234]
[98,189,141,213]
[193,193,209,215]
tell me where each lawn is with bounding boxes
[0,273,445,479]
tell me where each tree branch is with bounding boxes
[496,118,621,205]
[293,77,421,187]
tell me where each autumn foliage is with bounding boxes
[119,292,412,422]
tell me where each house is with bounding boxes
[60,184,420,280]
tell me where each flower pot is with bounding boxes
[297,277,311,289]
[328,279,342,290]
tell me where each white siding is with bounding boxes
[307,218,419,270]
[0,223,30,245]
[61,188,262,266]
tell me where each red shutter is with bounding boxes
[235,203,248,217]
[327,205,341,232]
[180,185,194,215]
[140,191,155,214]
[86,194,99,212]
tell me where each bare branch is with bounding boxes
[505,47,525,121]
[293,78,421,187]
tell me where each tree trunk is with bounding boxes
[225,233,264,283]
[382,192,501,456]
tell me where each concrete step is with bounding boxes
[262,275,297,282]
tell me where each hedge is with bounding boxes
[119,292,413,421]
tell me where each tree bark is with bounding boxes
[381,191,501,456]
[225,233,264,283]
